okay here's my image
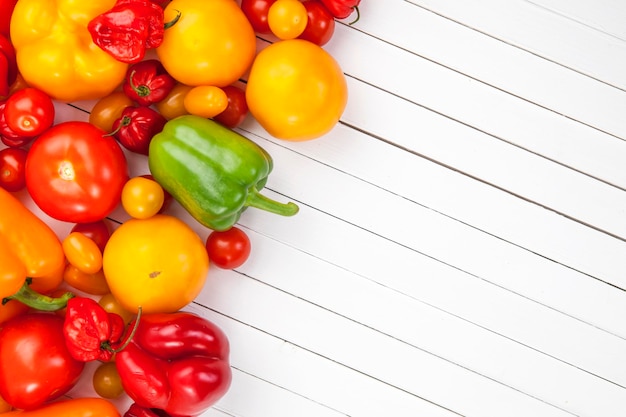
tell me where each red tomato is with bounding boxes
[0,313,85,410]
[298,0,336,46]
[213,85,249,128]
[0,146,27,191]
[71,219,113,253]
[0,100,33,147]
[25,121,129,223]
[4,87,55,137]
[205,227,252,269]
[241,0,277,34]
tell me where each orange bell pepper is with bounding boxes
[1,397,120,416]
[0,188,71,317]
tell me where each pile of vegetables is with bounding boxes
[0,0,360,415]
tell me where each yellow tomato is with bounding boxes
[62,232,103,275]
[184,85,228,118]
[268,0,308,40]
[98,293,135,324]
[157,0,257,87]
[102,214,209,314]
[246,39,348,141]
[121,176,165,219]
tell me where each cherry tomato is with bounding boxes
[4,87,55,137]
[241,0,277,34]
[154,83,192,120]
[0,147,27,191]
[25,121,129,223]
[99,293,135,325]
[121,176,165,219]
[93,362,125,399]
[268,0,308,40]
[62,232,103,274]
[298,0,336,46]
[0,100,32,147]
[63,264,110,295]
[205,227,252,269]
[0,313,85,410]
[141,174,173,213]
[213,85,249,128]
[71,219,112,253]
[184,85,228,119]
[89,91,135,133]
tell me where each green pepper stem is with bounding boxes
[109,306,142,353]
[2,279,74,311]
[246,188,299,216]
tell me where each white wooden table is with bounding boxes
[18,0,626,416]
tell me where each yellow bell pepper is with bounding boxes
[9,0,128,102]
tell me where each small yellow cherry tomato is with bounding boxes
[183,85,228,119]
[92,362,125,399]
[246,39,348,141]
[268,0,308,40]
[121,176,165,219]
[102,214,209,314]
[63,263,110,295]
[62,232,103,275]
[155,83,193,120]
[99,293,135,324]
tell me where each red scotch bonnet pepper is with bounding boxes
[123,59,176,106]
[115,311,232,416]
[110,106,167,155]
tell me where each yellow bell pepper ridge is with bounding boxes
[0,188,72,313]
[9,0,128,102]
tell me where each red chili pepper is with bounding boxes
[110,106,167,155]
[319,0,361,21]
[62,297,127,362]
[88,0,179,64]
[115,311,232,417]
[123,59,176,107]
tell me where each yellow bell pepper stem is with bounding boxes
[9,0,128,102]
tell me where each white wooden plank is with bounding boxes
[526,0,626,40]
[348,0,626,140]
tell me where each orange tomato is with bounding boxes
[98,293,135,324]
[89,91,135,133]
[63,263,110,295]
[102,214,209,314]
[155,83,193,120]
[183,85,228,119]
[268,0,308,40]
[157,0,257,87]
[246,39,348,141]
[121,176,165,219]
[62,232,103,275]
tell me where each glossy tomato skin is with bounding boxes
[25,121,129,223]
[0,313,85,410]
[298,0,336,46]
[4,87,55,137]
[205,227,252,269]
[213,85,249,128]
[0,146,27,191]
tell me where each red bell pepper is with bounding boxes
[63,297,129,362]
[124,403,186,417]
[319,0,361,21]
[123,59,176,106]
[110,105,167,155]
[88,0,179,64]
[115,311,232,417]
[0,0,18,39]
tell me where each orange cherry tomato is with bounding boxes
[92,362,124,399]
[89,91,135,133]
[62,232,103,275]
[121,176,165,219]
[98,293,135,325]
[154,83,193,120]
[268,0,308,40]
[63,263,110,295]
[183,85,228,119]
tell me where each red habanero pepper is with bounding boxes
[319,0,361,21]
[88,0,180,64]
[123,59,176,106]
[63,297,132,362]
[115,311,232,417]
[110,106,167,155]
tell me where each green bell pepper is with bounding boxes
[148,115,299,231]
